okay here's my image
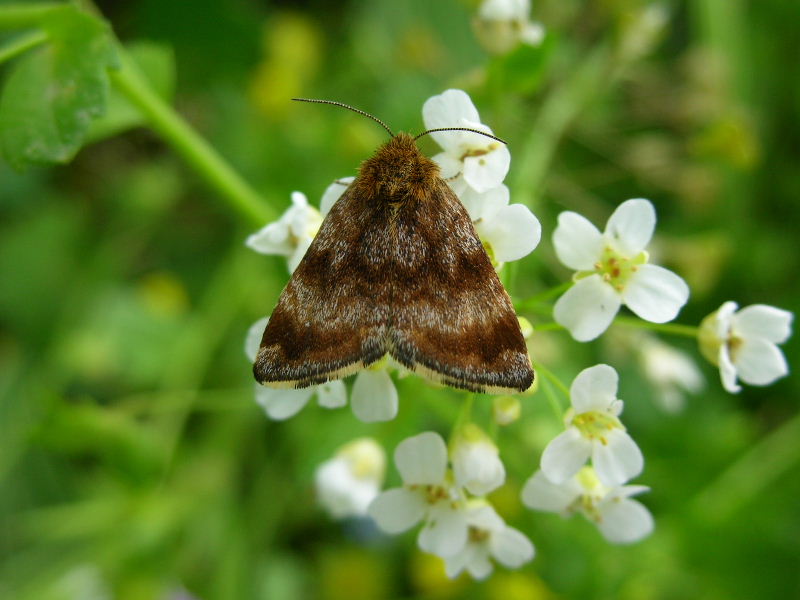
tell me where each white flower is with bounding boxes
[450,424,505,496]
[553,199,690,342]
[699,302,793,393]
[474,0,545,54]
[315,438,386,519]
[245,191,323,273]
[540,364,643,487]
[368,432,469,558]
[639,336,704,412]
[443,503,534,579]
[522,467,654,544]
[246,318,399,422]
[459,184,541,266]
[422,89,511,194]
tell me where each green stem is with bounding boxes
[537,373,565,423]
[108,50,274,226]
[533,322,564,333]
[614,316,699,338]
[534,362,571,399]
[0,4,61,27]
[0,30,47,65]
[453,393,475,434]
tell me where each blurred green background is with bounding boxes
[1,0,798,598]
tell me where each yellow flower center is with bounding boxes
[581,245,648,291]
[408,484,450,505]
[481,239,500,269]
[461,143,499,160]
[572,411,624,445]
[697,310,742,366]
[575,466,607,522]
[468,527,491,543]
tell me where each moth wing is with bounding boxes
[388,180,534,394]
[253,186,388,389]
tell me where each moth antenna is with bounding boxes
[292,98,395,138]
[414,127,507,145]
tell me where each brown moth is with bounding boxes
[253,99,534,394]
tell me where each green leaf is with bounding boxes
[86,41,175,143]
[0,6,117,169]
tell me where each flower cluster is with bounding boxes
[522,365,654,543]
[240,88,794,582]
[368,431,534,579]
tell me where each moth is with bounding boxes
[253,99,534,394]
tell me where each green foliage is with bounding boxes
[85,41,174,143]
[0,5,116,168]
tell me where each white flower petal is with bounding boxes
[432,152,463,180]
[592,430,643,487]
[289,190,309,209]
[418,504,469,558]
[733,304,794,344]
[714,301,738,338]
[368,488,426,533]
[541,428,592,484]
[733,338,789,386]
[254,384,313,420]
[553,211,604,271]
[422,89,482,149]
[622,264,689,323]
[315,459,379,519]
[465,551,494,580]
[244,317,269,362]
[350,369,398,422]
[320,177,355,216]
[611,484,651,500]
[479,203,541,263]
[444,547,472,579]
[459,184,509,223]
[521,470,582,513]
[489,526,535,568]
[597,497,654,544]
[570,364,619,413]
[605,199,656,256]
[245,221,292,256]
[316,380,347,408]
[394,431,448,485]
[718,345,741,393]
[452,441,505,496]
[462,145,511,193]
[554,275,622,342]
[479,0,530,20]
[520,21,545,45]
[465,505,505,531]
